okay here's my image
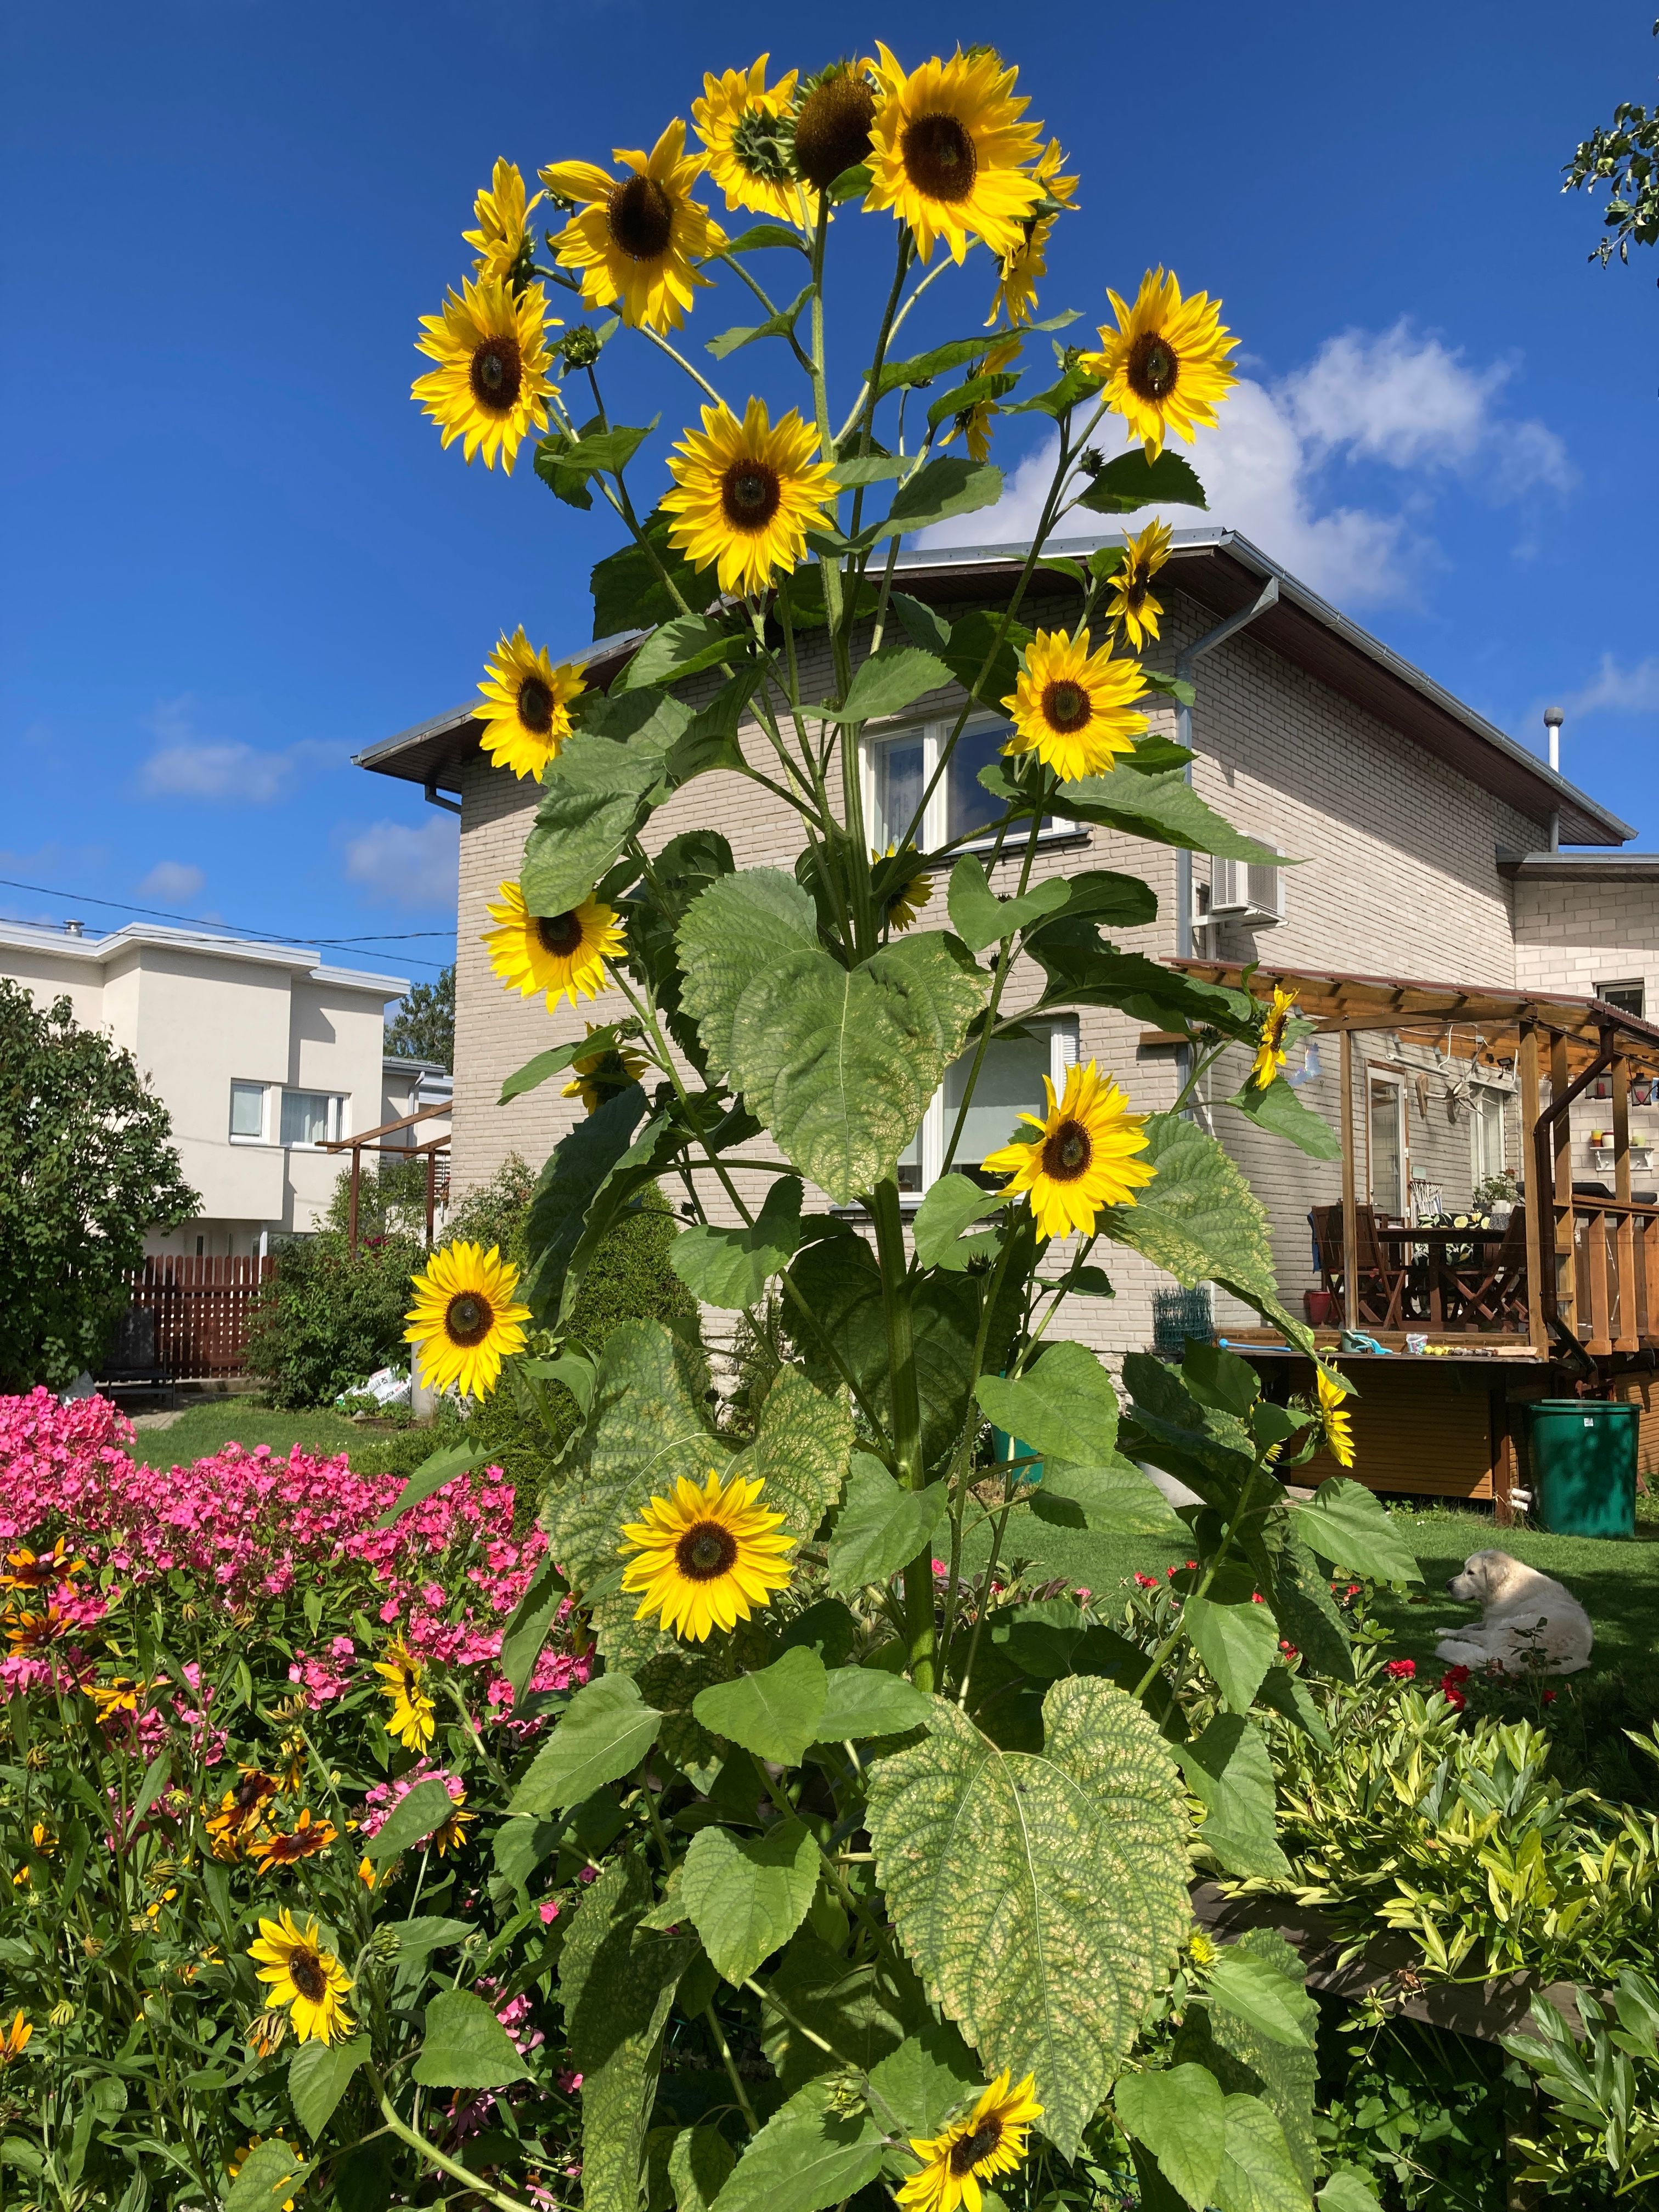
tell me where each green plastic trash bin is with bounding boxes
[1523,1400,1638,1538]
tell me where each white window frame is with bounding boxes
[1470,1081,1508,1188]
[899,1020,1079,1203]
[278,1089,349,1150]
[861,716,1081,858]
[228,1080,270,1144]
[1365,1065,1409,1221]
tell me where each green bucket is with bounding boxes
[1523,1400,1638,1538]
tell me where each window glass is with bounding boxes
[1471,1088,1505,1187]
[896,1120,924,1194]
[1367,1075,1404,1217]
[1598,980,1646,1019]
[945,725,1010,845]
[872,736,926,851]
[280,1090,331,1147]
[945,1035,1052,1184]
[229,1081,265,1139]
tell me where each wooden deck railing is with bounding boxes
[1558,1199,1659,1356]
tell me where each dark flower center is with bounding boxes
[1126,331,1179,402]
[1041,1120,1092,1182]
[675,1520,739,1582]
[444,1292,493,1346]
[949,2118,1004,2174]
[470,333,523,415]
[1124,575,1148,610]
[517,676,555,734]
[290,1950,329,2005]
[1041,679,1092,733]
[901,112,978,204]
[721,458,783,533]
[536,911,585,957]
[793,70,876,190]
[607,173,676,261]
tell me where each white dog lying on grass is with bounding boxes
[1434,1549,1594,1676]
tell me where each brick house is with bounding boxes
[357,526,1649,1500]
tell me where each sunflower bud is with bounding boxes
[560,325,603,370]
[247,2006,288,2060]
[48,2001,75,2032]
[370,1922,404,1961]
[25,1743,51,1771]
[1077,447,1104,478]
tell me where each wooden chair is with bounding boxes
[1444,1205,1529,1333]
[1309,1203,1410,1329]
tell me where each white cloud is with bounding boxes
[921,320,1572,606]
[137,697,334,803]
[1558,654,1659,721]
[343,817,460,912]
[135,860,206,904]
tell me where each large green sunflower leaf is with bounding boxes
[677,870,821,1077]
[413,1990,531,2090]
[813,646,952,724]
[866,1676,1190,2156]
[509,1673,663,1818]
[680,1818,820,1985]
[670,1176,803,1312]
[1074,449,1207,514]
[1116,2063,1228,2211]
[224,2137,310,2210]
[1060,769,1286,864]
[1266,1531,1354,1684]
[522,737,680,918]
[873,457,1004,543]
[1226,1076,1344,1162]
[746,1361,853,1548]
[1286,1477,1420,1585]
[946,855,1071,953]
[1025,927,1260,1039]
[1095,1114,1314,1354]
[521,1085,648,1324]
[618,613,749,693]
[974,1339,1120,1465]
[1176,1717,1291,1882]
[708,2079,885,2212]
[693,1646,827,1765]
[590,507,717,640]
[826,1456,950,1595]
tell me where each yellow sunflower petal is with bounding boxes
[661,396,839,597]
[482,882,624,1014]
[1002,627,1149,781]
[981,1060,1155,1240]
[403,1239,533,1399]
[410,274,557,473]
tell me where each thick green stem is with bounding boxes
[371,2068,556,2212]
[869,1177,933,1689]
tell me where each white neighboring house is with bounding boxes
[0,918,411,1257]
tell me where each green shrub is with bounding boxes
[441,1150,537,1259]
[244,1221,423,1409]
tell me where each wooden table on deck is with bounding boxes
[1375,1224,1504,1330]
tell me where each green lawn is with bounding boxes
[123,1401,372,1468]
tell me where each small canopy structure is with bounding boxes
[320,1099,452,1252]
[1175,959,1659,1369]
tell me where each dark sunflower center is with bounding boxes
[1041,679,1092,733]
[290,1950,328,2004]
[900,112,978,204]
[721,459,782,533]
[400,1667,419,1695]
[536,910,585,957]
[444,1291,493,1346]
[1126,330,1179,402]
[517,676,555,733]
[1124,575,1148,608]
[675,1521,740,1582]
[793,71,876,190]
[949,2119,1003,2174]
[470,333,523,415]
[1041,1120,1092,1181]
[607,173,675,261]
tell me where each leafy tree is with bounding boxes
[0,979,198,1390]
[1563,19,1658,266]
[385,963,455,1068]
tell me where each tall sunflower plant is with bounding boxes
[379,43,1424,2212]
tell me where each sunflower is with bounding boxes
[464,157,544,284]
[562,1024,648,1115]
[0,2011,30,2069]
[1317,1368,1356,1469]
[484,882,624,1013]
[250,1810,338,1874]
[897,2071,1043,2212]
[939,334,1020,465]
[477,629,585,781]
[1082,268,1239,459]
[619,1470,794,1643]
[411,274,556,473]
[227,2138,297,2212]
[371,1635,437,1752]
[693,57,811,223]
[206,1768,279,1861]
[0,1538,86,1590]
[981,1060,1155,1241]
[86,1675,149,1720]
[1249,983,1299,1089]
[1003,628,1149,782]
[1104,519,1173,651]
[541,120,726,334]
[247,1911,354,2047]
[247,2007,288,2059]
[986,138,1078,328]
[873,844,933,932]
[406,1238,533,1404]
[662,397,839,597]
[866,44,1043,266]
[792,61,878,191]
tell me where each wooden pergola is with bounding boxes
[320,1100,452,1253]
[1176,960,1659,1370]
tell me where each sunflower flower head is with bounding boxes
[792,61,878,191]
[986,138,1078,328]
[1249,983,1300,1090]
[896,2071,1043,2212]
[411,274,557,473]
[247,1912,354,2047]
[694,57,811,223]
[619,1469,794,1643]
[541,120,726,334]
[464,157,544,286]
[866,44,1044,266]
[477,630,585,781]
[562,1024,649,1115]
[1316,1367,1356,1469]
[1003,628,1149,782]
[982,1060,1155,1242]
[873,844,933,933]
[484,882,624,1013]
[1082,267,1239,458]
[404,1239,531,1402]
[662,397,839,597]
[1104,518,1173,651]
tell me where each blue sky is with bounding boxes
[3,1,1655,997]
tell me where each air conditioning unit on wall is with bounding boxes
[1209,854,1285,924]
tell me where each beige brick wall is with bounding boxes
[449,582,1553,1359]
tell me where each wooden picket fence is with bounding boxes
[104,1256,275,1384]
